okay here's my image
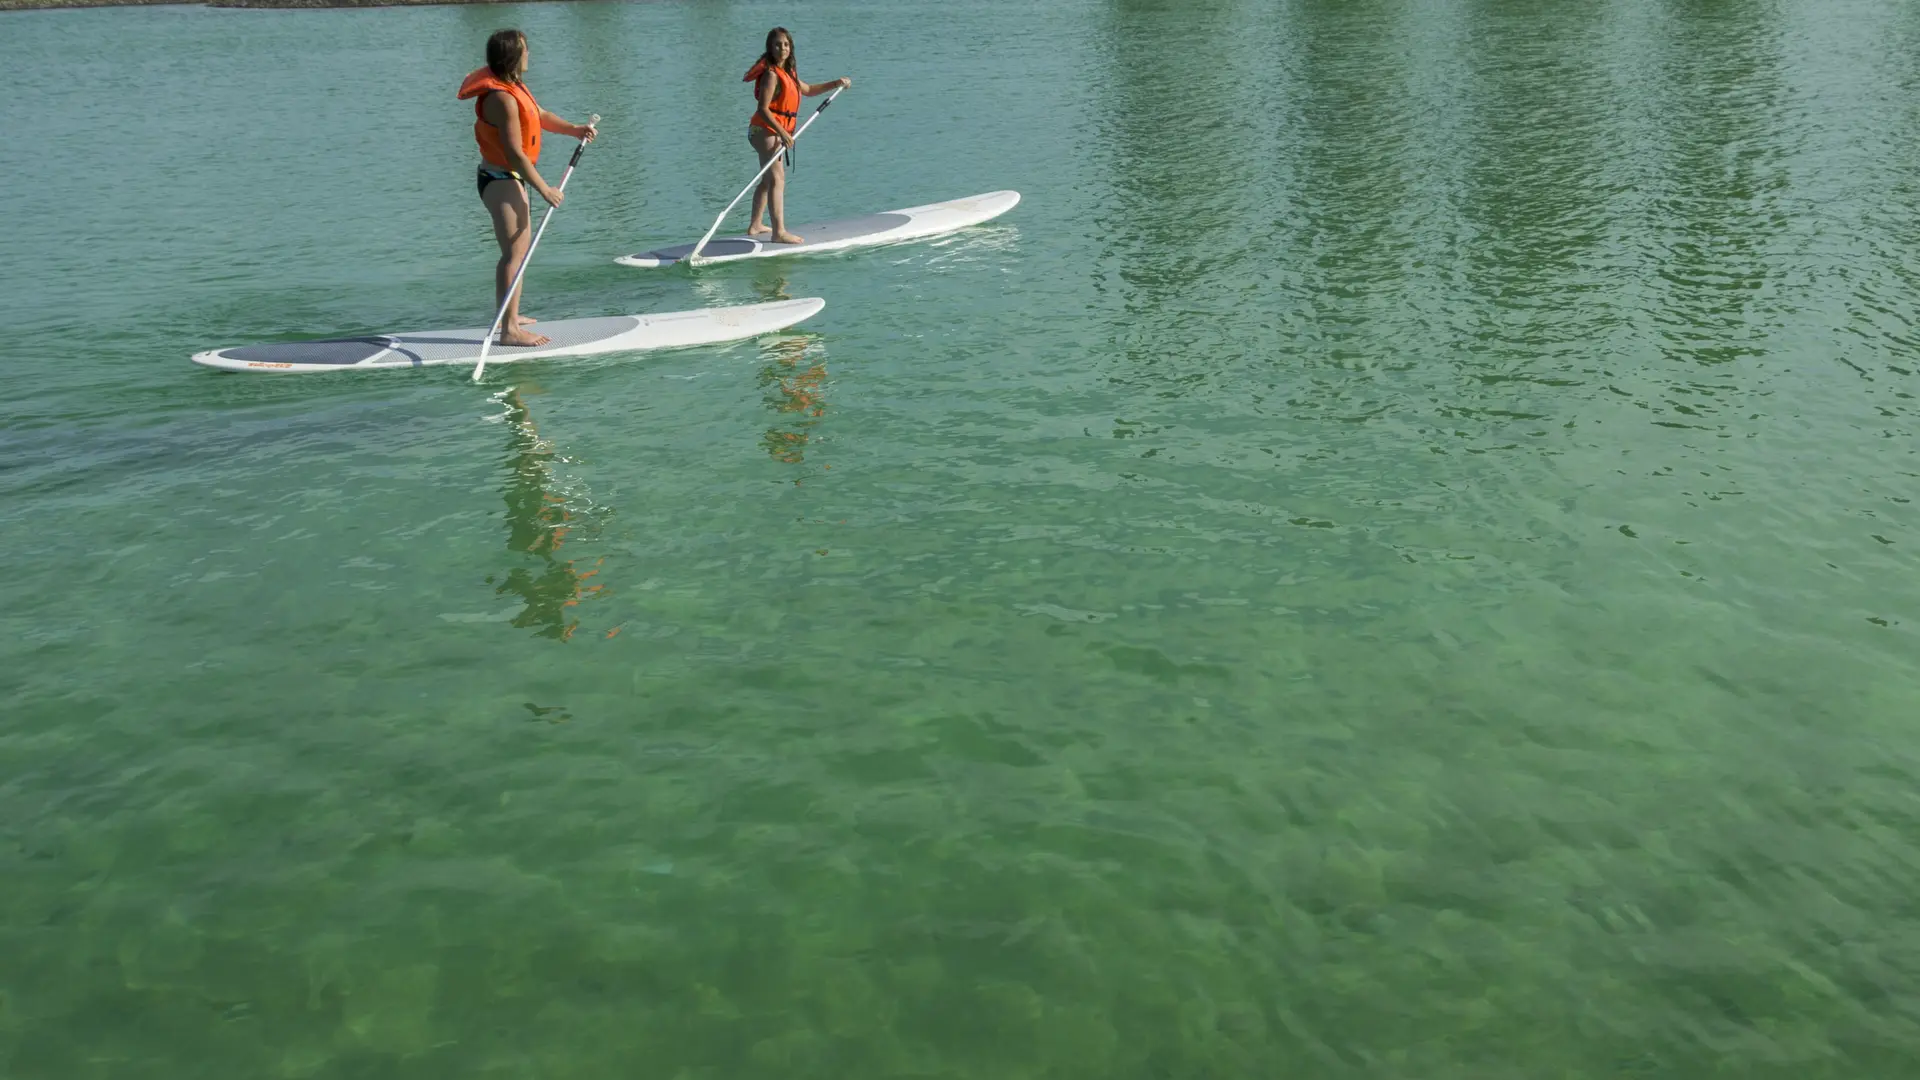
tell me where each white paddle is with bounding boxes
[687,85,846,267]
[472,114,599,383]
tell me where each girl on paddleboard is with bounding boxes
[457,29,598,348]
[746,28,851,245]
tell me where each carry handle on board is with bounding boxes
[686,85,846,267]
[472,114,600,383]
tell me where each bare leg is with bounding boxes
[765,153,802,245]
[483,180,549,347]
[748,129,779,237]
[749,174,773,237]
[747,128,802,244]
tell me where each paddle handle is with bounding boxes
[473,116,599,382]
[687,87,844,266]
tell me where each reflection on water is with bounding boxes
[919,223,1023,268]
[1643,1,1792,370]
[740,266,832,473]
[748,261,794,303]
[759,334,830,470]
[485,386,605,641]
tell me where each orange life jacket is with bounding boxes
[745,59,800,134]
[457,67,542,169]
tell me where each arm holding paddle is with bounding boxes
[539,110,598,142]
[483,91,569,207]
[758,73,851,146]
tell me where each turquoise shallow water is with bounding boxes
[4,0,1920,1075]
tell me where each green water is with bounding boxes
[5,0,1919,1074]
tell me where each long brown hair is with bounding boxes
[486,29,528,83]
[759,27,796,76]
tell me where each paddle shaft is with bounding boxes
[473,116,599,382]
[687,86,845,266]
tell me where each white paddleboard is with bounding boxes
[191,298,825,374]
[616,190,1021,269]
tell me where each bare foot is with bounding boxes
[747,225,772,238]
[515,315,538,326]
[772,231,805,245]
[497,328,551,348]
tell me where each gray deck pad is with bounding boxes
[215,316,643,368]
[643,212,912,263]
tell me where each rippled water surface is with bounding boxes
[5,0,1920,1075]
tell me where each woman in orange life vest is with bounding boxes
[746,28,851,245]
[457,29,598,348]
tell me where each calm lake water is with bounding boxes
[4,0,1919,1075]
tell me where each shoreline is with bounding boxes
[2,0,561,10]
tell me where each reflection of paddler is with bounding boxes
[758,336,828,466]
[749,262,793,304]
[489,387,602,640]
